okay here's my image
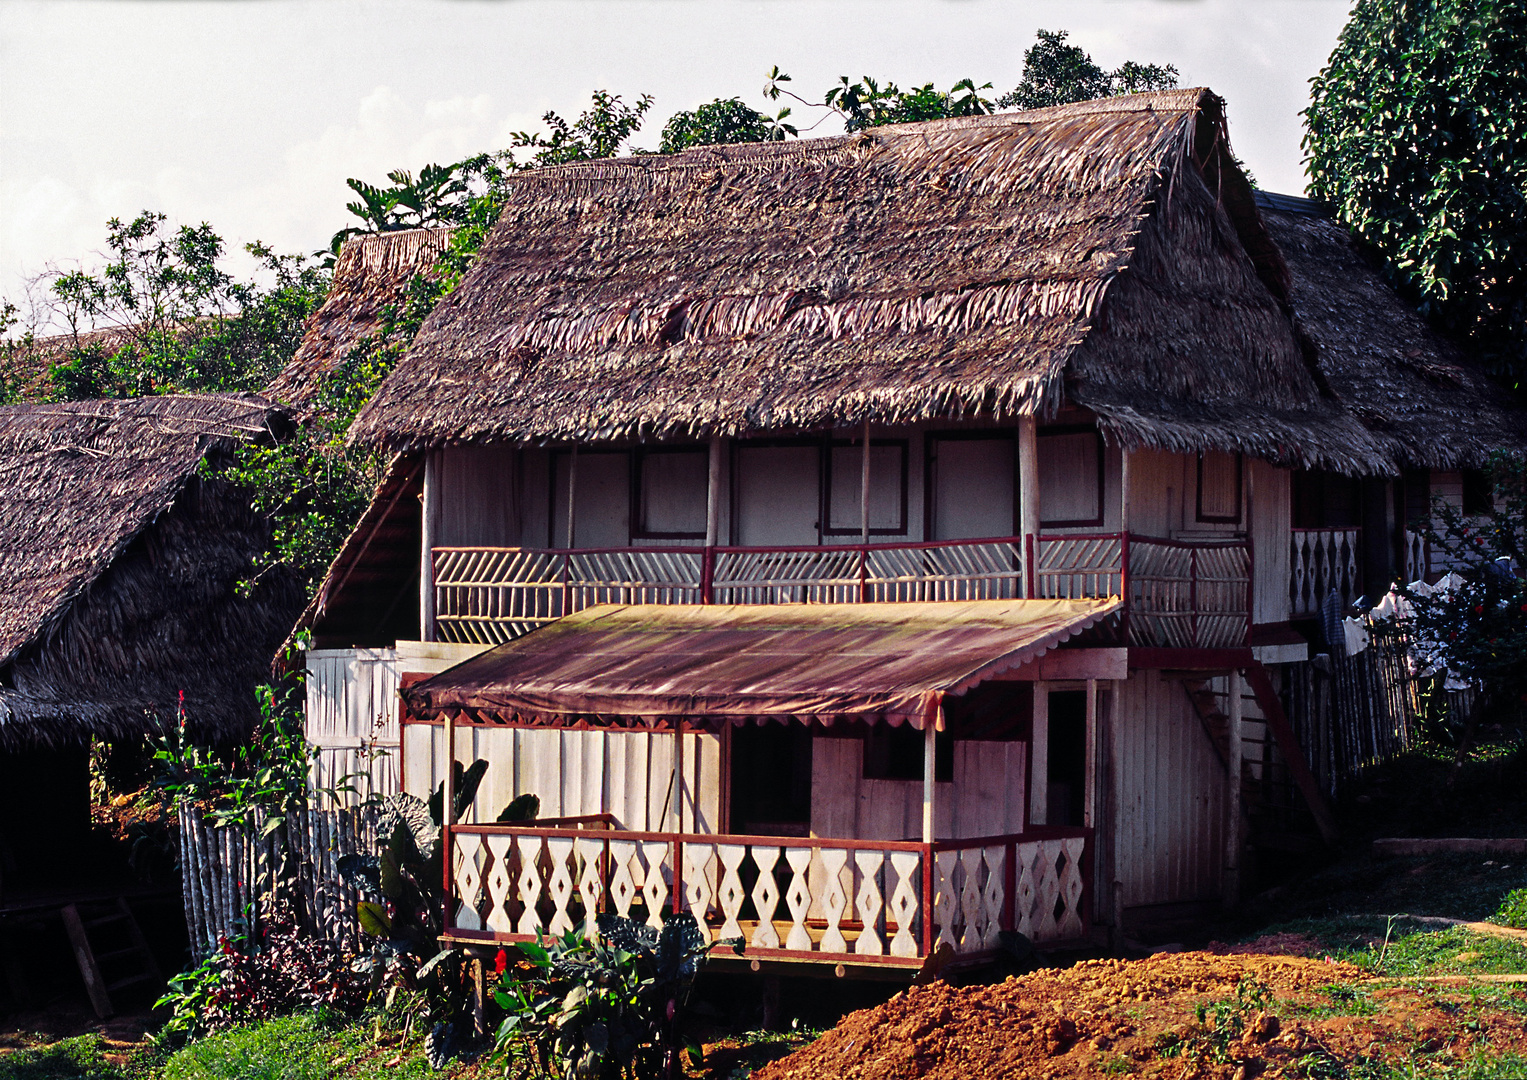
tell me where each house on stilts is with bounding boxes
[280,88,1527,969]
[0,394,303,1009]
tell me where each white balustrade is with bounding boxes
[450,827,1090,962]
[1290,528,1361,616]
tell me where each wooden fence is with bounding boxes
[178,802,381,957]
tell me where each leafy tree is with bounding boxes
[328,163,471,258]
[1305,0,1527,387]
[764,68,993,133]
[509,89,655,165]
[996,29,1179,110]
[33,212,328,399]
[659,97,795,152]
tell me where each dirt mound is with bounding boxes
[751,952,1527,1080]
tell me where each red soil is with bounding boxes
[750,952,1527,1080]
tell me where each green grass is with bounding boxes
[160,1013,450,1080]
[0,1037,128,1080]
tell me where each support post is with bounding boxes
[1084,678,1098,828]
[1028,683,1049,826]
[565,447,579,549]
[1109,679,1126,944]
[1018,414,1040,539]
[922,709,939,843]
[673,724,685,834]
[860,419,872,547]
[1224,669,1244,907]
[442,705,457,930]
[420,451,438,641]
[1119,447,1131,533]
[704,437,723,602]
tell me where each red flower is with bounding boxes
[1475,605,1486,615]
[494,948,508,976]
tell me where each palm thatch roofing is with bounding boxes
[349,88,1400,474]
[0,394,304,747]
[1256,192,1527,471]
[264,227,455,411]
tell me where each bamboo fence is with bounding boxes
[177,801,381,957]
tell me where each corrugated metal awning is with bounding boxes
[403,598,1120,731]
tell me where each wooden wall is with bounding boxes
[1250,460,1292,626]
[1111,670,1226,907]
[809,736,1027,841]
[400,723,723,832]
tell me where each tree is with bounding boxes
[34,212,328,400]
[659,97,795,153]
[996,29,1178,110]
[508,89,654,165]
[1305,0,1527,388]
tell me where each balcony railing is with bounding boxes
[445,823,1092,966]
[432,532,1252,650]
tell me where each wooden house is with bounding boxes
[285,89,1527,968]
[0,394,303,899]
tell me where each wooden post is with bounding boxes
[1109,678,1126,942]
[420,451,438,641]
[1224,669,1244,907]
[442,706,457,931]
[706,437,723,547]
[1119,447,1131,532]
[1028,683,1049,826]
[673,724,685,834]
[1084,679,1098,828]
[860,419,872,547]
[921,710,939,843]
[565,447,579,549]
[1018,416,1039,596]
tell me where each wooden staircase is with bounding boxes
[60,897,162,1019]
[1181,662,1338,855]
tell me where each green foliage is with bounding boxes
[1305,0,1527,387]
[509,89,654,165]
[996,29,1179,110]
[1494,887,1527,929]
[150,681,310,828]
[658,97,795,152]
[494,914,743,1080]
[1400,453,1527,717]
[0,1036,134,1080]
[40,213,327,399]
[817,75,993,132]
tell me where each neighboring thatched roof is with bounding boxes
[0,394,303,746]
[349,88,1395,474]
[264,227,455,411]
[1257,193,1527,470]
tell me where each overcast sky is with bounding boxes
[1,0,1357,315]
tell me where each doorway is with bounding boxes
[729,723,813,836]
[1047,690,1087,827]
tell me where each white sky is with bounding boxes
[0,0,1357,313]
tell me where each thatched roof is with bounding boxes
[1257,193,1527,470]
[0,394,303,746]
[264,227,455,411]
[349,88,1395,474]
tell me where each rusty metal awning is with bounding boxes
[403,598,1120,731]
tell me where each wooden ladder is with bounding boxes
[1180,664,1339,851]
[60,898,162,1019]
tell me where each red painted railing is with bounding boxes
[431,533,1250,648]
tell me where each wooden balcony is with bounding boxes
[445,823,1092,968]
[430,533,1253,650]
[1290,527,1429,617]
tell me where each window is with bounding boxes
[1292,470,1361,529]
[633,447,708,538]
[1038,428,1104,528]
[862,724,953,782]
[1197,450,1243,524]
[824,439,907,536]
[926,433,1016,540]
[731,441,821,545]
[1463,469,1494,516]
[550,450,630,548]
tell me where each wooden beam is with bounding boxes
[860,420,872,547]
[1018,416,1039,563]
[978,649,1128,682]
[565,447,579,549]
[1224,669,1243,906]
[1084,679,1097,829]
[60,905,112,1019]
[921,712,937,843]
[706,437,724,547]
[419,452,438,642]
[1128,647,1255,671]
[1028,683,1049,826]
